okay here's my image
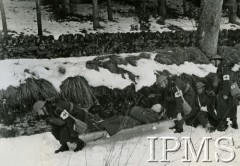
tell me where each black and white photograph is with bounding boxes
[1,0,240,165]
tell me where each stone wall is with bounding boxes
[0,29,240,59]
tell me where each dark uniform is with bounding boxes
[163,77,178,119]
[215,59,238,131]
[196,90,219,129]
[202,74,219,127]
[160,76,212,133]
[45,99,87,153]
[165,76,197,132]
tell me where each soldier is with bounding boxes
[210,55,238,131]
[33,99,86,153]
[46,99,87,153]
[147,79,175,119]
[156,74,197,133]
[162,76,178,119]
[195,82,217,132]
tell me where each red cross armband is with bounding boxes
[223,75,230,81]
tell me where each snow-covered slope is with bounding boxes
[1,111,240,166]
[0,53,216,91]
[1,53,238,166]
[1,1,240,166]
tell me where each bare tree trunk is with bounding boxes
[196,0,223,57]
[92,0,100,30]
[237,0,240,17]
[158,0,167,18]
[107,0,113,21]
[52,0,60,14]
[135,0,140,12]
[62,0,71,15]
[142,0,146,15]
[183,0,187,16]
[0,0,7,36]
[228,0,237,23]
[36,0,42,36]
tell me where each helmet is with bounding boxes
[196,82,205,89]
[210,55,223,60]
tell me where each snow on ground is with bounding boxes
[1,0,240,39]
[1,107,240,166]
[1,1,240,165]
[0,53,216,91]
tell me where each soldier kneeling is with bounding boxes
[33,98,86,153]
[156,74,213,133]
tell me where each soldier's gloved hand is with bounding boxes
[177,113,182,121]
[223,95,228,100]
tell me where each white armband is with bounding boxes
[175,90,182,98]
[201,106,208,112]
[223,75,230,81]
[60,110,69,120]
[231,84,236,89]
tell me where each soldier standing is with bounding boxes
[210,55,238,131]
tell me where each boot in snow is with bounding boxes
[217,121,228,132]
[74,138,86,152]
[174,120,183,133]
[231,119,238,129]
[55,143,69,153]
[205,123,215,133]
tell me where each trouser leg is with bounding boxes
[216,92,229,131]
[197,111,208,128]
[65,117,78,137]
[59,126,71,145]
[71,137,86,152]
[54,126,71,153]
[185,113,198,128]
[51,125,61,141]
[230,96,238,129]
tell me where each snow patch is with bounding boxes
[119,56,216,91]
[1,106,240,166]
[0,53,217,91]
[1,0,240,38]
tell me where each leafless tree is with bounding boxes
[228,0,238,23]
[196,0,224,56]
[92,0,101,29]
[107,0,113,21]
[36,0,43,36]
[158,0,167,18]
[0,0,7,36]
[62,0,71,15]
